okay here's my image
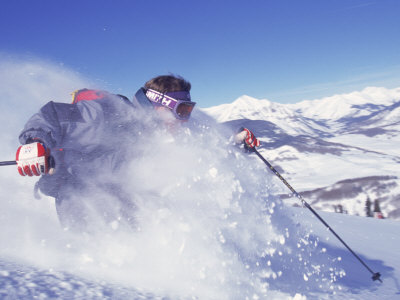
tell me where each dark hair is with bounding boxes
[144,75,191,93]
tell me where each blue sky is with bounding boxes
[1,0,399,108]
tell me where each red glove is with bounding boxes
[16,142,50,176]
[235,127,260,149]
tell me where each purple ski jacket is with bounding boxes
[19,89,152,199]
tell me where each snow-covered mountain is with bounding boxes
[203,86,400,220]
[1,58,399,299]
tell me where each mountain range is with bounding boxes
[202,86,400,220]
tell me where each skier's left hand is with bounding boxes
[16,142,50,176]
[235,127,260,150]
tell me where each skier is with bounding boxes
[15,75,196,232]
[15,72,260,232]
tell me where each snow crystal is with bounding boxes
[292,293,307,300]
[208,167,218,178]
[81,254,94,264]
[0,270,9,277]
[110,220,119,230]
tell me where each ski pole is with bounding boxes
[0,160,16,166]
[252,148,382,283]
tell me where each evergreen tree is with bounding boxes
[365,197,372,217]
[373,199,384,219]
[373,199,381,213]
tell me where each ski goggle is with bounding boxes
[145,89,196,120]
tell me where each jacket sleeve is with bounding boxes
[19,101,82,148]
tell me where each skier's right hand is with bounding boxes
[16,142,51,176]
[235,127,260,149]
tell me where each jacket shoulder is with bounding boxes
[41,101,84,123]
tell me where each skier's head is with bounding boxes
[144,75,191,94]
[135,75,196,122]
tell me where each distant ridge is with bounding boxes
[204,86,400,122]
[202,86,400,220]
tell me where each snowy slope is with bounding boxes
[202,86,400,220]
[1,207,399,299]
[0,59,399,299]
[1,106,398,299]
